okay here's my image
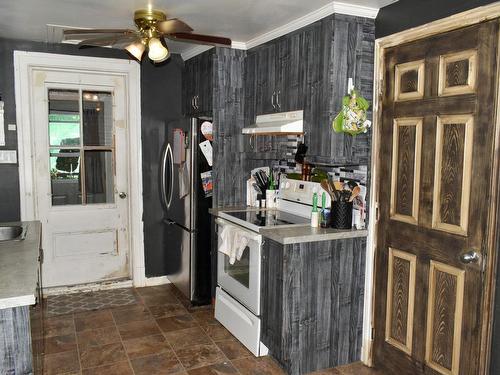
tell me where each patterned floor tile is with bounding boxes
[46,288,139,316]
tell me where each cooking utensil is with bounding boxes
[333,181,344,191]
[321,180,336,202]
[328,180,341,201]
[349,186,361,202]
[252,183,262,195]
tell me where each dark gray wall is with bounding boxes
[141,56,183,277]
[375,0,497,38]
[0,37,183,277]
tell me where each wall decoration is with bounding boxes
[333,89,371,136]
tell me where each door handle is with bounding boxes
[195,95,199,110]
[271,91,276,109]
[459,250,480,264]
[119,192,127,199]
[276,90,281,109]
[191,96,195,110]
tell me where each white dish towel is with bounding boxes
[218,224,250,265]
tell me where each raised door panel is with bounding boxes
[385,248,416,355]
[390,118,423,224]
[438,50,477,97]
[425,261,465,375]
[432,115,473,236]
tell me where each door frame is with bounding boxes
[363,3,500,373]
[13,51,148,287]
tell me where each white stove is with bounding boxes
[218,177,331,232]
[214,177,330,357]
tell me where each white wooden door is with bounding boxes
[32,69,130,287]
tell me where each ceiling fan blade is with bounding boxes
[166,32,231,46]
[78,35,139,47]
[157,19,193,34]
[64,28,136,37]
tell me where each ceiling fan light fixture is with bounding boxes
[148,37,169,62]
[125,40,146,61]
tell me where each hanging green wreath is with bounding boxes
[333,90,372,136]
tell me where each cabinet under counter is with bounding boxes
[261,236,366,375]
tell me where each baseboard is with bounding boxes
[143,276,171,287]
[43,279,133,296]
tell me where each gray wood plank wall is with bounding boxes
[261,238,366,374]
[210,14,375,208]
[0,305,33,374]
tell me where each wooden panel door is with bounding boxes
[374,21,499,375]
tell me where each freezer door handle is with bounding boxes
[161,143,174,210]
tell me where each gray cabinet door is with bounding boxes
[182,52,213,116]
[255,43,277,115]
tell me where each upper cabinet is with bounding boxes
[182,50,214,116]
[245,15,375,165]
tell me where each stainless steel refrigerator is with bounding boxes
[160,117,213,305]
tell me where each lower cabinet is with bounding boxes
[261,237,366,375]
[0,305,35,374]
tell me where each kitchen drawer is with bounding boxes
[215,287,268,357]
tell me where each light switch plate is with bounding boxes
[0,150,17,164]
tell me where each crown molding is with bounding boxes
[245,2,335,50]
[181,45,214,60]
[333,2,380,19]
[182,1,380,60]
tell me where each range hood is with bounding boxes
[242,110,303,135]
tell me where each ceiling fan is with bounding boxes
[63,8,232,63]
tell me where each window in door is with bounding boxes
[48,89,115,206]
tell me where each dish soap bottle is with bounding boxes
[311,192,319,228]
[320,192,330,228]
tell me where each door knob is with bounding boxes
[459,250,480,264]
[119,192,127,199]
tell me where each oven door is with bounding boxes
[216,218,262,315]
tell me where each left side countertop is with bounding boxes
[0,221,41,310]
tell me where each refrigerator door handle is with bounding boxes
[160,143,168,210]
[165,143,174,209]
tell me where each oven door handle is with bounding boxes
[215,218,262,243]
[218,293,255,326]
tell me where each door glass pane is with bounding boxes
[83,91,113,146]
[50,149,81,206]
[48,90,80,147]
[224,248,250,288]
[84,151,114,204]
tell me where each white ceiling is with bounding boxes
[0,0,396,56]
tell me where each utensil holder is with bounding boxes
[331,201,353,229]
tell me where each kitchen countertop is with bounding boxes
[260,225,368,245]
[211,207,368,244]
[0,221,41,309]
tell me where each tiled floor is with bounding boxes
[45,288,140,316]
[34,285,382,375]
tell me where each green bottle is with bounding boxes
[311,192,319,227]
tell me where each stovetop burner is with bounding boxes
[223,210,309,228]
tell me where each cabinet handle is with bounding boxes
[271,91,276,109]
[191,96,195,109]
[195,95,200,110]
[276,90,281,109]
